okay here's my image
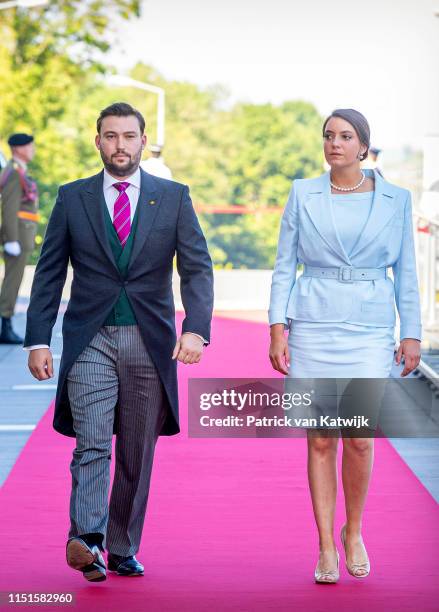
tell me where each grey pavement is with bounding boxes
[0,299,63,485]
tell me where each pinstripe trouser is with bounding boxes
[66,325,166,556]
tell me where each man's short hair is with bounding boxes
[97,102,146,135]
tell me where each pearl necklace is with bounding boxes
[330,170,366,192]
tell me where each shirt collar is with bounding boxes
[12,156,27,171]
[103,166,141,191]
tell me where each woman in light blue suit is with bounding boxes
[269,109,421,583]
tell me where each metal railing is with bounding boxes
[413,193,439,382]
[414,207,439,330]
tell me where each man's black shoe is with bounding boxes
[107,553,144,576]
[66,537,106,582]
[0,318,23,344]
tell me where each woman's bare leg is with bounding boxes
[307,430,339,572]
[341,437,373,575]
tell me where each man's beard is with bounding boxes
[100,147,142,177]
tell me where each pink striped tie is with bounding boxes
[112,182,131,248]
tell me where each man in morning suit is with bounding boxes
[24,103,214,582]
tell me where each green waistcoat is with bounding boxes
[103,200,139,326]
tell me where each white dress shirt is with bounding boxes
[24,167,205,350]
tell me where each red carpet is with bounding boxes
[0,315,438,611]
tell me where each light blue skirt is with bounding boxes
[287,321,395,379]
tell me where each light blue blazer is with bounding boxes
[268,169,422,340]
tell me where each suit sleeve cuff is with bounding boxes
[182,332,208,345]
[268,311,289,327]
[23,344,50,351]
[399,324,422,341]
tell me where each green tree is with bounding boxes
[0,0,141,259]
[106,64,324,268]
[202,100,323,268]
[0,1,324,269]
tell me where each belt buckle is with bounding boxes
[338,266,354,283]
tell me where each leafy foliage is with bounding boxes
[0,4,323,267]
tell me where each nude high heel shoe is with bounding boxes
[314,549,340,584]
[340,524,370,578]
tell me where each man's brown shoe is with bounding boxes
[66,537,106,582]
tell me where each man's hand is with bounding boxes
[172,333,204,364]
[395,338,421,377]
[269,323,290,375]
[4,241,21,256]
[28,348,54,380]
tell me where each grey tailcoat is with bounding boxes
[24,169,214,436]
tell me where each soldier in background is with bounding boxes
[0,149,7,170]
[364,146,384,177]
[140,144,173,179]
[0,133,39,344]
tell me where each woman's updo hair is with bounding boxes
[322,108,371,161]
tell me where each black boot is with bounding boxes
[0,317,23,344]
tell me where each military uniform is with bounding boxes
[140,144,172,180]
[0,134,39,343]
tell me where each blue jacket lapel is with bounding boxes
[303,172,351,264]
[303,169,400,264]
[348,169,399,258]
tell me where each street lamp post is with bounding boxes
[106,74,166,146]
[0,0,48,9]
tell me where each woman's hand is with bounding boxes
[395,338,421,377]
[269,324,290,375]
